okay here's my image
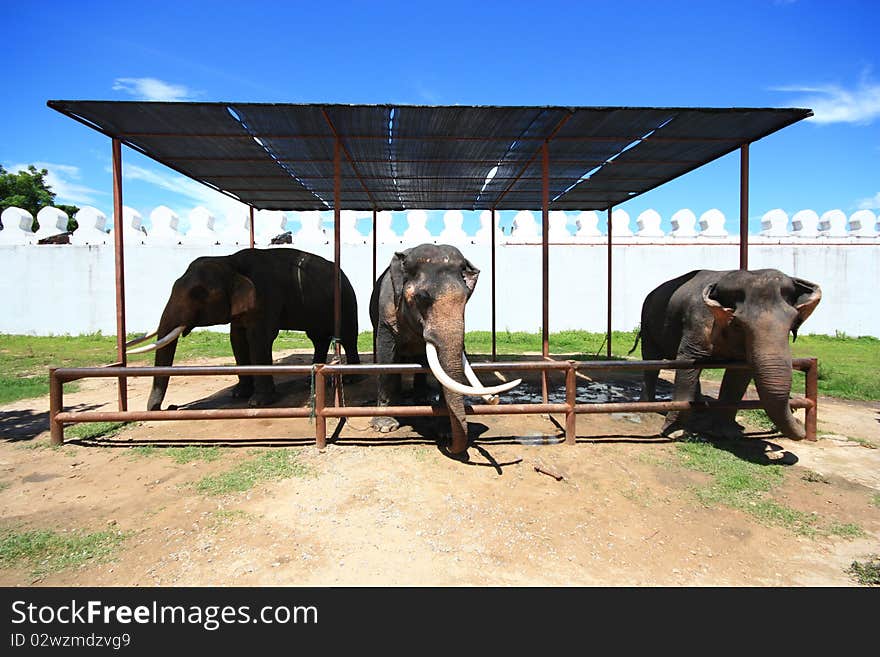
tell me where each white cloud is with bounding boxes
[857,192,880,210]
[123,163,247,221]
[112,77,198,102]
[773,73,880,124]
[6,161,104,206]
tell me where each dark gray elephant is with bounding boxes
[634,268,821,439]
[369,244,520,457]
[128,248,360,410]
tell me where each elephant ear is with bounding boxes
[790,278,822,341]
[462,259,480,298]
[389,249,411,299]
[702,283,735,328]
[230,273,257,319]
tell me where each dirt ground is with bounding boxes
[1,349,878,587]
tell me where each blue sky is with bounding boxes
[2,0,878,236]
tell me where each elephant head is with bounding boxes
[702,269,821,439]
[388,244,519,454]
[127,257,257,411]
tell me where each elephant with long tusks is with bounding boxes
[369,244,521,458]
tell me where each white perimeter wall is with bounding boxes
[1,240,877,338]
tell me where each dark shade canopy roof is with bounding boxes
[48,101,812,212]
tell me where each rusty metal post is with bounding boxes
[333,138,342,406]
[372,208,378,362]
[565,362,576,445]
[49,368,64,446]
[491,208,497,362]
[249,206,255,249]
[739,144,749,270]
[541,141,550,404]
[805,357,818,441]
[606,207,612,358]
[314,365,327,450]
[112,138,128,412]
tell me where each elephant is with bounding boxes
[369,244,520,457]
[634,268,821,439]
[127,247,360,411]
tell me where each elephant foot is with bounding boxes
[231,382,254,399]
[371,416,399,433]
[248,390,277,407]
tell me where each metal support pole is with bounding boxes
[491,208,497,361]
[315,365,327,450]
[249,206,255,249]
[565,363,576,445]
[333,139,342,407]
[805,357,818,441]
[541,142,550,404]
[372,209,378,362]
[606,207,613,359]
[49,369,63,446]
[112,138,128,412]
[739,144,749,270]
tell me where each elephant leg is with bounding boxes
[639,334,663,402]
[705,369,753,438]
[371,324,400,433]
[247,325,278,406]
[307,331,332,364]
[661,367,702,436]
[230,325,253,399]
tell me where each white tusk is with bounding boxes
[425,343,521,397]
[462,352,501,404]
[126,325,186,355]
[125,329,158,348]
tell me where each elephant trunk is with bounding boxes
[435,337,469,454]
[424,309,469,454]
[749,350,805,440]
[146,314,184,411]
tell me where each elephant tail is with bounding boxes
[627,329,641,356]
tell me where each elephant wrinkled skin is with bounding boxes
[134,248,360,410]
[635,268,821,439]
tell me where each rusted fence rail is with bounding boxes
[49,358,818,447]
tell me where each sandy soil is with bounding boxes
[1,350,878,587]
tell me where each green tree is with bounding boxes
[0,165,79,232]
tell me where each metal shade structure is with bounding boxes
[47,100,812,419]
[48,101,810,212]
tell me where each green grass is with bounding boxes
[195,449,309,495]
[210,509,253,524]
[127,445,158,459]
[125,445,222,463]
[1,330,876,405]
[464,329,639,357]
[675,440,862,537]
[66,421,132,442]
[737,409,776,431]
[847,556,880,585]
[0,527,128,576]
[872,494,880,509]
